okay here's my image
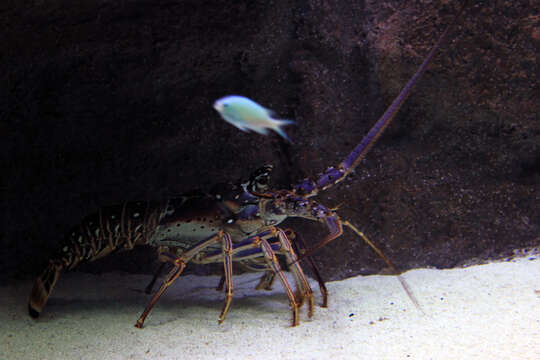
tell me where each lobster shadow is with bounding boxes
[30,272,306,326]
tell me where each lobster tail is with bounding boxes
[28,260,63,318]
[28,200,161,319]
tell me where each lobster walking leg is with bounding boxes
[219,232,234,324]
[294,214,343,263]
[135,252,187,328]
[256,236,301,326]
[145,262,167,294]
[272,228,314,316]
[135,232,234,328]
[287,230,328,308]
[285,204,422,311]
[254,271,276,291]
[218,228,328,308]
[145,246,187,294]
[251,229,329,307]
[203,228,314,326]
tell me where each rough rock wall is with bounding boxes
[2,0,538,281]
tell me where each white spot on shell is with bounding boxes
[216,194,222,199]
[111,215,116,220]
[227,219,234,224]
[133,212,140,218]
[63,246,69,252]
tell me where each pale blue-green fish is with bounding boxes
[213,95,295,142]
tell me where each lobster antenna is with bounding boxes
[342,220,424,313]
[338,0,469,177]
[296,0,470,276]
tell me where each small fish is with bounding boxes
[213,95,295,142]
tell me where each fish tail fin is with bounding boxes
[272,119,296,143]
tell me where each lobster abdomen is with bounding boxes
[28,200,163,318]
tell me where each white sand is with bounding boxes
[1,255,539,360]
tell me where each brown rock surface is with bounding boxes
[2,0,538,281]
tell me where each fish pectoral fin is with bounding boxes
[230,122,249,132]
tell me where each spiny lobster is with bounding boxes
[28,2,467,328]
[29,167,326,327]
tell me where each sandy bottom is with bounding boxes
[1,255,539,360]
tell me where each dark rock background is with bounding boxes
[2,0,538,282]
